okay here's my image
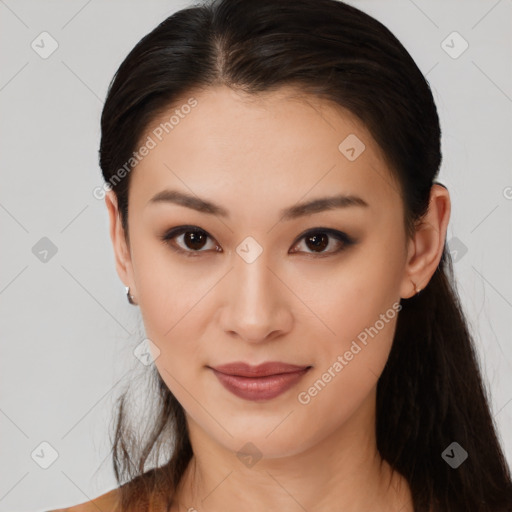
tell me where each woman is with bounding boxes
[49,0,512,510]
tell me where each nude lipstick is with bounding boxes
[209,361,311,401]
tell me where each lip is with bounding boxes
[209,362,312,401]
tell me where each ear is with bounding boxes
[105,190,137,297]
[400,183,451,299]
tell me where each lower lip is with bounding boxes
[210,367,311,401]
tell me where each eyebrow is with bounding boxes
[147,189,369,220]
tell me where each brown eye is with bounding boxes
[304,232,329,252]
[161,226,219,256]
[182,230,208,250]
[161,226,355,258]
[290,228,354,256]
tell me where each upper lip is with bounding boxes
[209,361,311,377]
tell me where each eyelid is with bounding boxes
[160,225,356,256]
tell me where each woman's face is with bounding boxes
[108,84,415,459]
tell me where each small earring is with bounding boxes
[412,280,422,296]
[125,286,138,305]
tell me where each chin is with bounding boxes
[213,423,318,462]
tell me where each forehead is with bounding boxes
[128,85,401,220]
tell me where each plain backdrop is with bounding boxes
[0,0,511,510]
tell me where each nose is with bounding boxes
[218,252,293,344]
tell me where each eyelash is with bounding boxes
[159,225,356,258]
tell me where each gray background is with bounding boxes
[0,0,511,510]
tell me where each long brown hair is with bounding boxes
[98,0,512,510]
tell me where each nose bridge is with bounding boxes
[220,244,290,342]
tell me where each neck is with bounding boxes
[171,387,413,512]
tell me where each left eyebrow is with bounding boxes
[147,188,369,221]
[279,194,369,221]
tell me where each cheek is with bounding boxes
[296,246,402,408]
[294,303,398,444]
[133,236,203,332]
[308,293,398,387]
[310,249,401,346]
[131,242,206,379]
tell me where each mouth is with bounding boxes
[208,361,312,401]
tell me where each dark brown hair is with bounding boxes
[99,0,512,510]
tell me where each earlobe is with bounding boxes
[105,190,135,293]
[400,184,451,299]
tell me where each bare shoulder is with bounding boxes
[46,487,120,512]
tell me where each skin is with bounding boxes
[105,84,450,512]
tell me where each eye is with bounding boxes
[160,226,355,258]
[290,228,355,257]
[160,226,220,257]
